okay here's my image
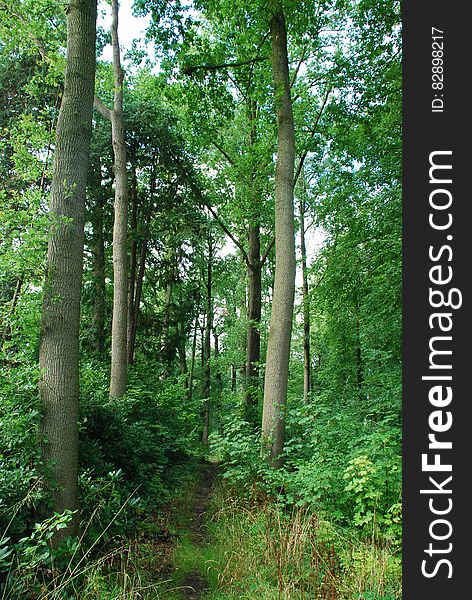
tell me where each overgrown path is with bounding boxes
[176,461,219,599]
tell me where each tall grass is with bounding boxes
[198,488,401,599]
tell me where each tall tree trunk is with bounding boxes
[202,236,212,445]
[299,177,311,403]
[261,8,296,468]
[109,0,128,397]
[188,299,200,401]
[127,167,154,364]
[214,331,222,397]
[38,0,97,538]
[231,364,237,392]
[355,300,363,401]
[177,321,188,381]
[127,148,138,361]
[127,235,147,364]
[161,257,174,366]
[244,100,262,424]
[244,224,261,423]
[1,275,23,350]
[90,161,106,356]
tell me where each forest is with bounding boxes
[0,0,401,598]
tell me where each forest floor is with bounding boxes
[169,461,219,599]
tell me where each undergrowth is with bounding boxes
[185,483,401,600]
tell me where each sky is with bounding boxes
[99,0,152,65]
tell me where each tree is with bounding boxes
[38,0,97,537]
[261,6,296,467]
[94,0,128,398]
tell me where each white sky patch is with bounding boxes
[98,0,153,67]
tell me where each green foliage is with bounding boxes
[179,486,401,599]
[1,0,402,595]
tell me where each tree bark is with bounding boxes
[261,8,296,468]
[202,235,213,445]
[90,161,106,356]
[243,100,262,424]
[38,0,97,538]
[127,148,138,362]
[1,275,23,351]
[188,302,200,401]
[108,0,128,397]
[127,167,154,364]
[231,364,237,392]
[355,300,363,401]
[214,331,222,397]
[244,223,262,423]
[299,176,311,403]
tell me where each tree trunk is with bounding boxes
[188,303,200,401]
[90,161,106,356]
[127,149,138,362]
[244,223,262,423]
[127,168,154,364]
[214,331,222,397]
[177,321,188,381]
[299,179,311,403]
[109,0,128,397]
[355,300,363,401]
[1,275,23,350]
[38,0,97,539]
[202,236,213,445]
[231,364,237,392]
[261,8,296,468]
[128,237,146,363]
[244,100,262,424]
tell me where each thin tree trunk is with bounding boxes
[108,0,128,397]
[244,100,262,424]
[244,224,262,423]
[39,0,97,539]
[177,321,188,380]
[127,167,155,364]
[1,275,23,349]
[202,236,212,445]
[127,149,138,361]
[214,332,222,397]
[299,179,311,403]
[355,301,363,400]
[261,8,296,468]
[91,162,106,356]
[161,267,174,364]
[188,307,199,401]
[231,364,237,392]
[127,235,147,364]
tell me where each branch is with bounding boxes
[290,45,309,89]
[187,179,249,265]
[248,31,271,90]
[211,141,236,166]
[293,86,331,187]
[183,56,269,76]
[205,204,249,265]
[261,237,275,266]
[93,96,112,120]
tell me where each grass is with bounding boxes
[176,484,402,600]
[1,473,401,599]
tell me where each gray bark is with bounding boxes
[90,160,106,356]
[299,175,311,403]
[202,236,213,445]
[39,0,97,538]
[261,8,296,468]
[93,0,128,395]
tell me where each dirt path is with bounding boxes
[179,462,218,599]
